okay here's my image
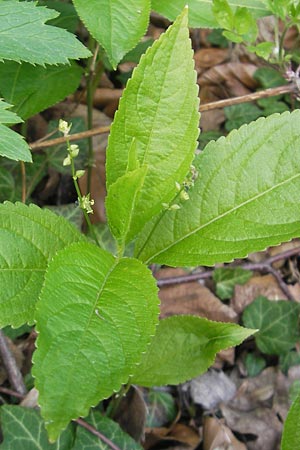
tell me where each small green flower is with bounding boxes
[58,119,72,136]
[69,144,79,158]
[80,194,94,214]
[63,155,71,166]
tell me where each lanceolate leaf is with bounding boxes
[33,242,159,441]
[152,0,270,28]
[106,8,199,241]
[0,61,83,120]
[0,405,74,450]
[281,393,300,450]
[0,1,90,65]
[72,0,150,68]
[135,110,300,266]
[0,202,84,327]
[0,100,31,162]
[131,315,255,386]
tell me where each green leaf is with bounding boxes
[131,315,255,386]
[244,353,266,377]
[0,166,15,202]
[135,110,300,266]
[0,405,74,450]
[280,350,300,374]
[0,61,83,120]
[72,0,150,68]
[152,0,270,28]
[37,0,79,33]
[0,100,32,162]
[281,393,300,450]
[224,103,263,131]
[106,7,199,241]
[0,1,90,65]
[0,202,84,327]
[33,242,159,441]
[106,166,148,249]
[213,267,252,300]
[242,296,300,355]
[73,410,143,450]
[254,67,287,89]
[145,390,177,427]
[212,0,234,29]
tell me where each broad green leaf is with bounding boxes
[213,267,252,300]
[131,315,255,386]
[242,296,300,355]
[0,202,84,327]
[72,0,150,68]
[152,0,270,28]
[73,410,143,450]
[244,353,266,377]
[224,103,263,131]
[254,67,287,88]
[0,166,15,202]
[280,350,300,374]
[46,204,83,231]
[135,110,300,266]
[281,393,300,450]
[0,61,83,120]
[0,405,74,450]
[37,0,79,32]
[106,166,148,250]
[145,391,177,427]
[0,1,90,65]
[33,242,159,441]
[106,8,199,241]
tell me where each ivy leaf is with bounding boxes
[131,315,255,386]
[152,0,269,28]
[135,110,300,266]
[73,410,143,449]
[281,393,300,450]
[0,1,90,65]
[106,7,199,241]
[0,405,74,450]
[72,0,150,69]
[0,100,31,162]
[0,61,83,120]
[213,267,252,300]
[0,202,85,327]
[242,296,300,355]
[33,242,159,441]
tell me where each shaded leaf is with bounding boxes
[242,296,300,355]
[0,202,85,327]
[0,0,90,65]
[0,166,15,202]
[224,103,263,131]
[33,242,159,440]
[0,100,31,162]
[37,0,79,32]
[131,315,254,386]
[152,0,269,28]
[0,61,83,120]
[46,204,83,231]
[145,390,177,428]
[73,0,150,68]
[0,405,74,450]
[213,267,252,300]
[73,410,143,450]
[245,353,266,377]
[135,111,300,266]
[106,8,199,242]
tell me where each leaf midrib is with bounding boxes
[145,171,300,263]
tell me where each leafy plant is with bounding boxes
[0,1,300,447]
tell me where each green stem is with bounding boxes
[105,383,131,419]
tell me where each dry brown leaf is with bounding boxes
[185,370,237,410]
[231,274,287,314]
[145,424,200,450]
[203,416,247,450]
[194,48,229,75]
[213,348,235,369]
[20,388,39,408]
[157,268,238,323]
[268,240,300,269]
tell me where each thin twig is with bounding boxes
[29,125,111,151]
[199,83,296,112]
[0,386,25,399]
[29,83,298,152]
[156,246,300,300]
[0,330,27,395]
[75,418,122,450]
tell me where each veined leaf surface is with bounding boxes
[0,61,83,120]
[0,100,31,162]
[0,1,90,65]
[33,242,159,441]
[152,0,270,28]
[281,393,300,450]
[72,0,150,68]
[131,315,255,386]
[135,111,300,266]
[106,8,199,241]
[0,202,84,327]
